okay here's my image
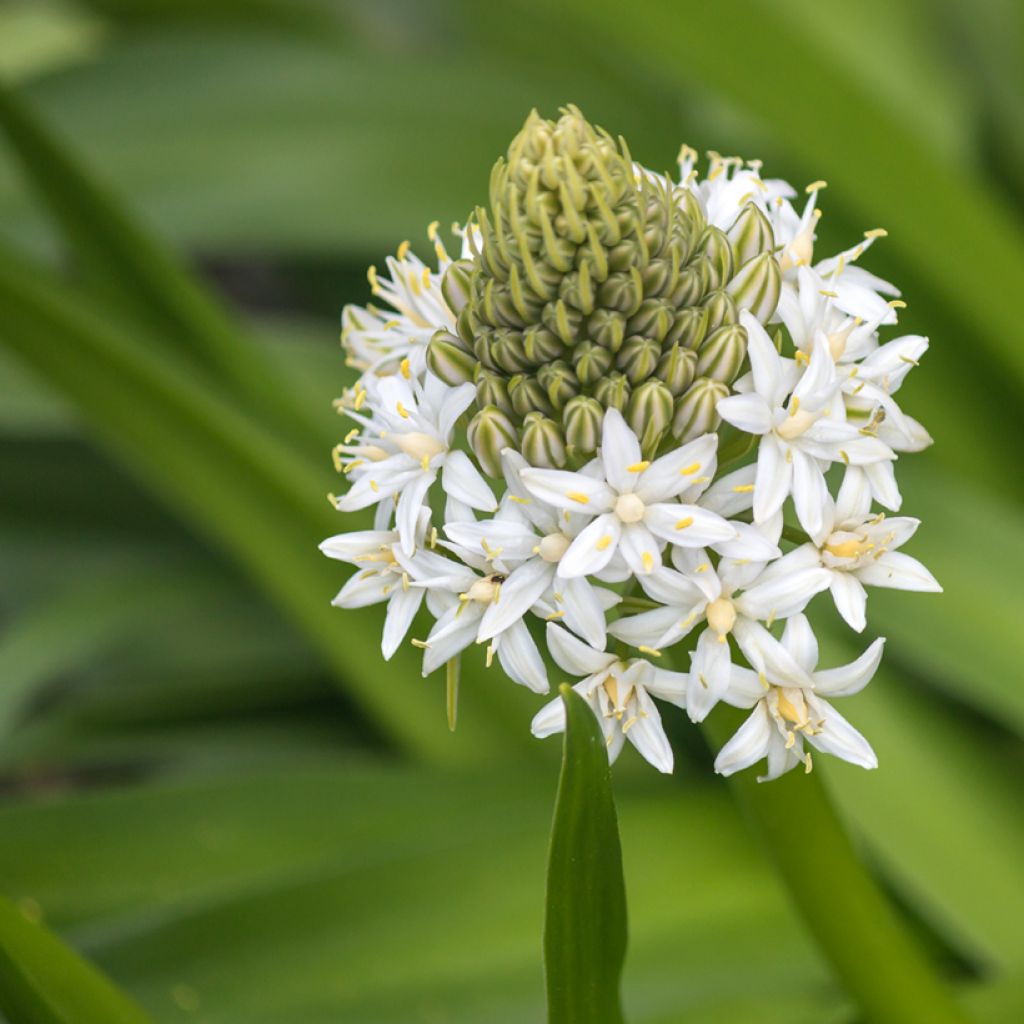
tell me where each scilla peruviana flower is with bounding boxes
[531,624,688,773]
[714,614,883,780]
[322,104,940,779]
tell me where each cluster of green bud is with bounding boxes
[427,106,781,472]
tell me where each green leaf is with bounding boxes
[545,685,628,1024]
[0,893,153,1024]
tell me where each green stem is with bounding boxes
[702,706,974,1024]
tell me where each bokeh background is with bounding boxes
[1,1,1022,1021]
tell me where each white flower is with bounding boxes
[778,468,941,631]
[319,514,446,659]
[519,409,739,578]
[611,543,831,722]
[714,614,883,780]
[403,548,549,693]
[531,625,688,772]
[443,450,612,648]
[341,230,455,376]
[335,372,495,553]
[717,312,895,543]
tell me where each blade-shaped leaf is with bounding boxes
[0,894,153,1024]
[545,685,628,1024]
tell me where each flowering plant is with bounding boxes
[321,107,939,782]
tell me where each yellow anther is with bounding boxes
[638,645,662,658]
[327,492,338,508]
[889,299,907,309]
[343,458,364,475]
[421,267,431,289]
[818,289,839,298]
[596,535,613,551]
[427,220,440,241]
[864,228,888,239]
[400,357,412,379]
[695,562,710,573]
[396,401,410,419]
[508,495,531,504]
[397,240,411,260]
[545,610,566,621]
[641,552,654,572]
[795,350,810,366]
[732,483,755,493]
[805,180,827,193]
[411,638,430,649]
[369,479,379,493]
[627,461,650,473]
[567,491,590,504]
[679,462,701,476]
[674,516,694,530]
[789,396,801,416]
[367,265,379,290]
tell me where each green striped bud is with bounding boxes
[696,226,734,292]
[656,344,697,397]
[537,360,579,410]
[702,290,739,333]
[727,251,781,322]
[573,341,613,386]
[628,297,676,343]
[727,204,775,267]
[427,330,476,385]
[468,405,518,477]
[475,369,513,416]
[628,380,674,458]
[672,377,729,442]
[441,259,474,316]
[594,372,631,412]
[521,411,566,468]
[587,308,627,352]
[670,306,709,350]
[617,336,662,385]
[522,324,565,364]
[563,395,604,455]
[696,324,748,384]
[509,374,554,419]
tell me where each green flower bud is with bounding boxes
[667,306,708,350]
[427,330,476,385]
[727,251,782,323]
[521,324,565,365]
[489,329,532,374]
[672,377,729,442]
[593,372,630,412]
[475,369,513,415]
[587,308,627,352]
[696,226,734,292]
[701,289,739,333]
[597,270,645,316]
[441,259,474,317]
[573,341,613,386]
[562,395,604,454]
[696,324,748,384]
[509,374,554,419]
[727,203,775,267]
[656,344,697,396]
[616,336,662,385]
[468,405,518,477]
[627,298,675,343]
[669,265,704,307]
[521,411,567,468]
[537,360,579,410]
[628,380,674,457]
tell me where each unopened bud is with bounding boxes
[468,405,518,477]
[509,374,554,419]
[522,325,565,365]
[475,369,513,416]
[594,372,631,411]
[628,297,675,343]
[696,226,734,291]
[657,344,697,396]
[441,259,474,316]
[573,341,613,386]
[727,251,782,323]
[537,361,579,410]
[587,308,627,352]
[727,203,775,267]
[701,289,739,333]
[521,412,567,468]
[667,306,709,350]
[628,380,674,457]
[563,395,604,454]
[616,336,662,385]
[672,377,729,442]
[427,331,476,385]
[696,324,748,384]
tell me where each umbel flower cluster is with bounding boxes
[322,107,940,780]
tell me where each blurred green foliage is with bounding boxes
[0,1,1022,1021]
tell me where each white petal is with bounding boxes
[644,503,735,548]
[815,638,885,697]
[722,665,765,708]
[754,434,792,523]
[546,622,616,676]
[442,450,497,511]
[320,530,396,562]
[478,559,553,641]
[835,466,873,524]
[717,392,773,435]
[520,468,615,514]
[711,521,781,561]
[863,459,902,510]
[396,471,435,555]
[732,618,814,688]
[558,513,621,578]
[714,704,772,776]
[531,695,567,738]
[636,433,719,503]
[382,587,424,659]
[619,522,663,576]
[559,575,608,650]
[495,620,549,693]
[856,551,941,592]
[686,628,732,722]
[443,519,537,562]
[638,566,703,606]
[608,605,683,648]
[437,381,477,441]
[627,688,674,773]
[422,610,479,675]
[807,697,877,769]
[741,310,787,406]
[699,464,757,517]
[643,667,689,708]
[600,407,643,493]
[735,566,831,620]
[781,613,818,674]
[791,449,830,545]
[829,572,868,632]
[332,570,387,609]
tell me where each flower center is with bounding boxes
[603,673,634,719]
[775,405,819,440]
[614,492,646,523]
[823,530,873,564]
[705,597,736,639]
[465,573,506,604]
[393,431,445,463]
[776,688,809,727]
[538,532,571,563]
